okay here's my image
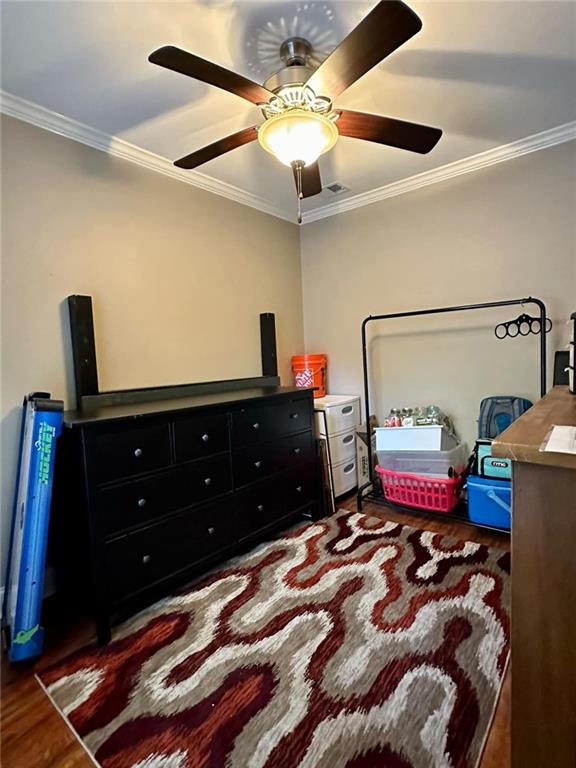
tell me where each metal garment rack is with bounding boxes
[356,296,548,533]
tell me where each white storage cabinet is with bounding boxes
[315,395,361,497]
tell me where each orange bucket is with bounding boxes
[291,354,327,398]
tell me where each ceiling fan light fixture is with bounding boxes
[257,109,338,167]
[150,0,442,203]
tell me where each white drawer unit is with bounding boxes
[314,395,361,436]
[324,429,356,464]
[331,457,358,497]
[315,394,361,498]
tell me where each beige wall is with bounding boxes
[1,114,302,579]
[301,141,576,451]
[2,113,575,588]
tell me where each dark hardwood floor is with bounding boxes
[1,495,511,768]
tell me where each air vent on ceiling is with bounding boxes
[324,182,350,195]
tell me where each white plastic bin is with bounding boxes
[375,425,457,452]
[377,443,469,477]
[322,429,356,465]
[331,456,358,497]
[315,395,360,436]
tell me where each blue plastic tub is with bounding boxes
[467,475,511,530]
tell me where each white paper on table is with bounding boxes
[541,425,576,454]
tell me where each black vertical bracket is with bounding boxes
[260,313,278,378]
[67,295,99,399]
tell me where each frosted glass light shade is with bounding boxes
[258,109,338,167]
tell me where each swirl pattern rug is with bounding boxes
[39,510,510,768]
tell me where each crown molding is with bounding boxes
[2,90,574,226]
[301,120,576,223]
[0,90,294,223]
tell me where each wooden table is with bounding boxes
[493,386,576,768]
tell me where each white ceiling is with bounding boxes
[2,1,576,221]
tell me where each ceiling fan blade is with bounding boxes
[293,162,322,198]
[305,0,422,101]
[149,46,274,106]
[174,126,258,169]
[336,109,442,154]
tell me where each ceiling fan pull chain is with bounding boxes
[295,161,304,199]
[291,160,304,224]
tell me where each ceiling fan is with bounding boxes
[149,0,442,222]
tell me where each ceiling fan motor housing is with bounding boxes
[264,64,314,94]
[280,37,313,67]
[263,36,316,93]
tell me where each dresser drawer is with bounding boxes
[181,453,232,504]
[95,454,232,537]
[104,502,237,602]
[233,431,315,489]
[174,413,229,462]
[276,432,315,466]
[88,422,171,484]
[233,445,278,488]
[235,480,288,540]
[95,468,187,537]
[282,463,317,514]
[232,398,312,446]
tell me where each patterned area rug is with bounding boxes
[39,510,510,768]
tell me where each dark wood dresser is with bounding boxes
[493,386,576,768]
[52,386,319,643]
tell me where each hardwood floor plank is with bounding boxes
[481,666,511,768]
[1,677,92,767]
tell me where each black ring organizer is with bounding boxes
[356,296,548,533]
[495,313,553,340]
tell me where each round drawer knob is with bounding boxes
[204,477,212,486]
[254,460,262,469]
[257,504,264,512]
[202,434,210,442]
[296,486,303,493]
[137,498,147,508]
[290,413,299,420]
[253,422,260,430]
[208,526,215,535]
[142,554,151,565]
[293,447,301,455]
[134,448,143,458]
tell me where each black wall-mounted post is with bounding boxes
[68,295,99,399]
[260,313,278,378]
